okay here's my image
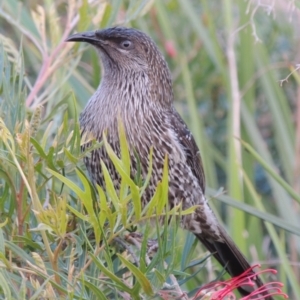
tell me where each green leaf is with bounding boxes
[47,168,86,199]
[240,139,300,204]
[103,132,141,220]
[243,172,300,297]
[63,147,78,164]
[0,270,11,299]
[78,0,89,32]
[118,120,130,177]
[82,280,107,300]
[100,3,112,28]
[30,137,47,159]
[157,155,169,215]
[101,160,120,211]
[117,254,154,296]
[207,188,300,237]
[89,253,133,294]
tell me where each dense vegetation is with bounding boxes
[0,0,299,299]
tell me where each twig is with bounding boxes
[240,62,292,99]
[26,0,77,107]
[279,64,300,86]
[25,0,103,107]
[162,261,189,300]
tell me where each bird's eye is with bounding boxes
[120,40,133,49]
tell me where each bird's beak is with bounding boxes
[65,31,100,45]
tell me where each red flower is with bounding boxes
[194,264,288,300]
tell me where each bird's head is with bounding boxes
[66,27,174,106]
[66,27,165,72]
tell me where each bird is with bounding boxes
[66,27,274,299]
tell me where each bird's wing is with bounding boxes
[169,107,206,192]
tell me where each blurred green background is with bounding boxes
[0,0,300,299]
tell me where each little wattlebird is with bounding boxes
[66,27,274,299]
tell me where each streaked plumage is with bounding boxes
[66,27,273,299]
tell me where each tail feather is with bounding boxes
[195,230,274,300]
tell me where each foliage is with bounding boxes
[0,0,300,299]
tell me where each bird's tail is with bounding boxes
[195,229,274,300]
